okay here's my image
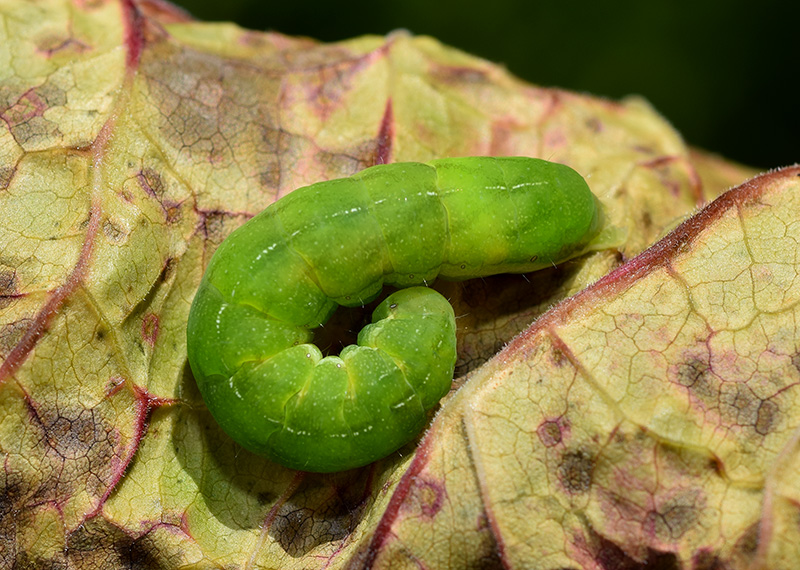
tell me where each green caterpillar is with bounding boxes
[186,157,599,472]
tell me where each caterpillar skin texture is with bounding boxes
[186,157,599,472]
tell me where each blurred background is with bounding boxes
[170,0,796,171]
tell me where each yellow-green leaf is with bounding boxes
[0,1,791,569]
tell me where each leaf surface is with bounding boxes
[0,1,791,569]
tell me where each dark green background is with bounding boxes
[170,0,797,170]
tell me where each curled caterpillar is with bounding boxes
[186,157,599,472]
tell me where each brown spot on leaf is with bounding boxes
[791,352,800,375]
[258,163,282,191]
[550,346,568,368]
[41,410,108,461]
[673,352,721,407]
[0,166,15,190]
[0,318,33,358]
[675,357,711,389]
[256,491,275,505]
[138,167,164,198]
[586,117,604,133]
[707,455,725,478]
[558,449,594,494]
[201,211,227,242]
[29,405,120,499]
[0,268,17,295]
[36,35,89,57]
[160,257,176,283]
[0,470,25,567]
[432,64,490,85]
[138,169,184,224]
[732,522,759,561]
[163,200,182,224]
[537,419,564,447]
[37,81,68,107]
[755,398,779,435]
[1,89,46,123]
[66,517,159,568]
[641,211,653,230]
[644,491,701,540]
[0,89,63,148]
[408,477,445,519]
[141,313,159,347]
[719,382,760,428]
[102,219,128,244]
